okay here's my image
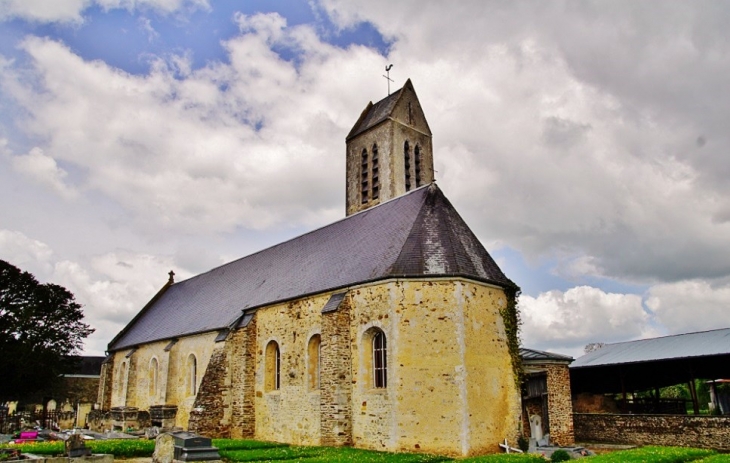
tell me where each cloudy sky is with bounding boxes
[1,0,729,358]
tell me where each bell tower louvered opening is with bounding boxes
[345,79,434,216]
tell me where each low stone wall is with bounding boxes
[574,413,730,451]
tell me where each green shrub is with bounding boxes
[516,436,529,452]
[550,449,571,462]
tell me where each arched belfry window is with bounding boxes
[372,330,387,388]
[372,143,379,200]
[361,148,369,204]
[404,141,412,191]
[414,145,422,188]
[187,354,197,396]
[266,340,280,391]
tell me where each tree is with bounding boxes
[0,260,94,403]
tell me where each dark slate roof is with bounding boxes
[571,328,730,369]
[109,184,516,351]
[346,87,402,140]
[520,347,573,363]
[64,356,105,376]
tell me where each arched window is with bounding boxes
[361,148,369,204]
[372,330,387,388]
[404,141,412,191]
[187,354,197,396]
[265,341,280,391]
[149,358,159,397]
[307,335,321,390]
[414,145,422,188]
[372,144,379,200]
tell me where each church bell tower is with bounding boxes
[345,79,434,216]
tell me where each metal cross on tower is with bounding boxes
[383,64,394,95]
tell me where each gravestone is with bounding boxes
[171,431,220,461]
[65,433,91,457]
[153,433,175,463]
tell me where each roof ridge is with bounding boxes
[173,185,434,287]
[600,327,730,348]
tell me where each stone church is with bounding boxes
[98,80,525,456]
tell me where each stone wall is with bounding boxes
[98,362,113,410]
[230,318,257,438]
[63,377,100,404]
[320,296,353,446]
[107,332,218,429]
[253,295,325,446]
[574,413,730,451]
[188,346,230,437]
[572,393,619,414]
[349,279,520,456]
[544,364,574,446]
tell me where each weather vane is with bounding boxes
[383,64,394,95]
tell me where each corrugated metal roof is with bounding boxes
[571,328,730,369]
[109,184,515,350]
[520,347,573,362]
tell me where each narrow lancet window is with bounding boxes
[373,330,387,388]
[414,145,422,188]
[266,341,280,391]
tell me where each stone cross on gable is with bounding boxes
[168,270,175,283]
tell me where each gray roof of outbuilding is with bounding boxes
[520,347,573,363]
[109,183,516,351]
[571,328,730,369]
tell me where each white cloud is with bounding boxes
[0,229,192,355]
[520,286,651,357]
[647,280,730,334]
[10,147,78,199]
[0,228,189,355]
[137,17,159,42]
[0,229,54,276]
[0,20,388,238]
[0,0,90,23]
[95,0,209,15]
[0,0,208,23]
[318,0,730,285]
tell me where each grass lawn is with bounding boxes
[2,439,728,462]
